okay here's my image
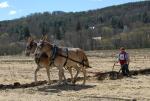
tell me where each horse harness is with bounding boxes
[36,44,91,68]
[49,45,69,67]
[63,48,69,67]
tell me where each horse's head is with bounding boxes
[34,40,53,57]
[25,37,37,56]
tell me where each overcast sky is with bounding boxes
[0,0,144,21]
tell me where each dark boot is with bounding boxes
[124,64,130,77]
[121,65,126,76]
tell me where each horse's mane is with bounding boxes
[43,41,64,54]
[42,41,54,49]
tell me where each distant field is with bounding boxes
[0,49,150,101]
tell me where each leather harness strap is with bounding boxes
[49,45,58,66]
[58,54,92,68]
[63,48,68,67]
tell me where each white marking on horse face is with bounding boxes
[34,41,43,55]
[37,40,44,47]
[37,42,42,47]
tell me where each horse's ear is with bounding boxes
[41,34,48,41]
[27,36,33,42]
[40,35,44,40]
[40,35,45,40]
[44,35,48,41]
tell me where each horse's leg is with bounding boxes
[57,66,64,85]
[73,66,80,84]
[67,67,74,83]
[82,66,87,85]
[34,65,41,83]
[62,68,68,84]
[46,66,52,85]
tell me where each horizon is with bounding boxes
[0,0,145,21]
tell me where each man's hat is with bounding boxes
[120,47,125,50]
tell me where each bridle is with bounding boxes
[26,41,37,50]
[34,40,43,55]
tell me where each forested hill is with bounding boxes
[0,1,150,55]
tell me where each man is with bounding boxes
[117,47,130,76]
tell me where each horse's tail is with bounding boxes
[82,52,91,68]
[77,49,91,68]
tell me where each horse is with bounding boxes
[25,37,67,84]
[34,40,90,85]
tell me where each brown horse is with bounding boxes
[34,40,90,85]
[25,37,67,84]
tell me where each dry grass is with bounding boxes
[0,49,150,101]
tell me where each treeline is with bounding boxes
[0,1,150,55]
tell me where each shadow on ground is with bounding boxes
[0,68,150,90]
[0,77,94,90]
[37,83,96,93]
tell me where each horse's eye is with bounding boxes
[27,45,31,49]
[30,44,33,47]
[26,43,33,49]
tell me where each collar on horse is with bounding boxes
[63,48,68,67]
[49,45,58,66]
[51,45,58,61]
[49,45,69,67]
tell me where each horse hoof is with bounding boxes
[47,81,53,85]
[47,83,51,85]
[72,80,76,84]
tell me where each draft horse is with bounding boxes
[34,40,91,85]
[25,37,67,84]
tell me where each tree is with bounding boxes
[16,25,30,40]
[39,22,49,35]
[142,12,149,23]
[76,21,82,31]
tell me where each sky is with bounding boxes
[0,0,145,21]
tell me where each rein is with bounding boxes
[49,45,58,66]
[57,53,92,68]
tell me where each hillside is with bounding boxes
[0,1,150,55]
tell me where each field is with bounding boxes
[0,49,150,101]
